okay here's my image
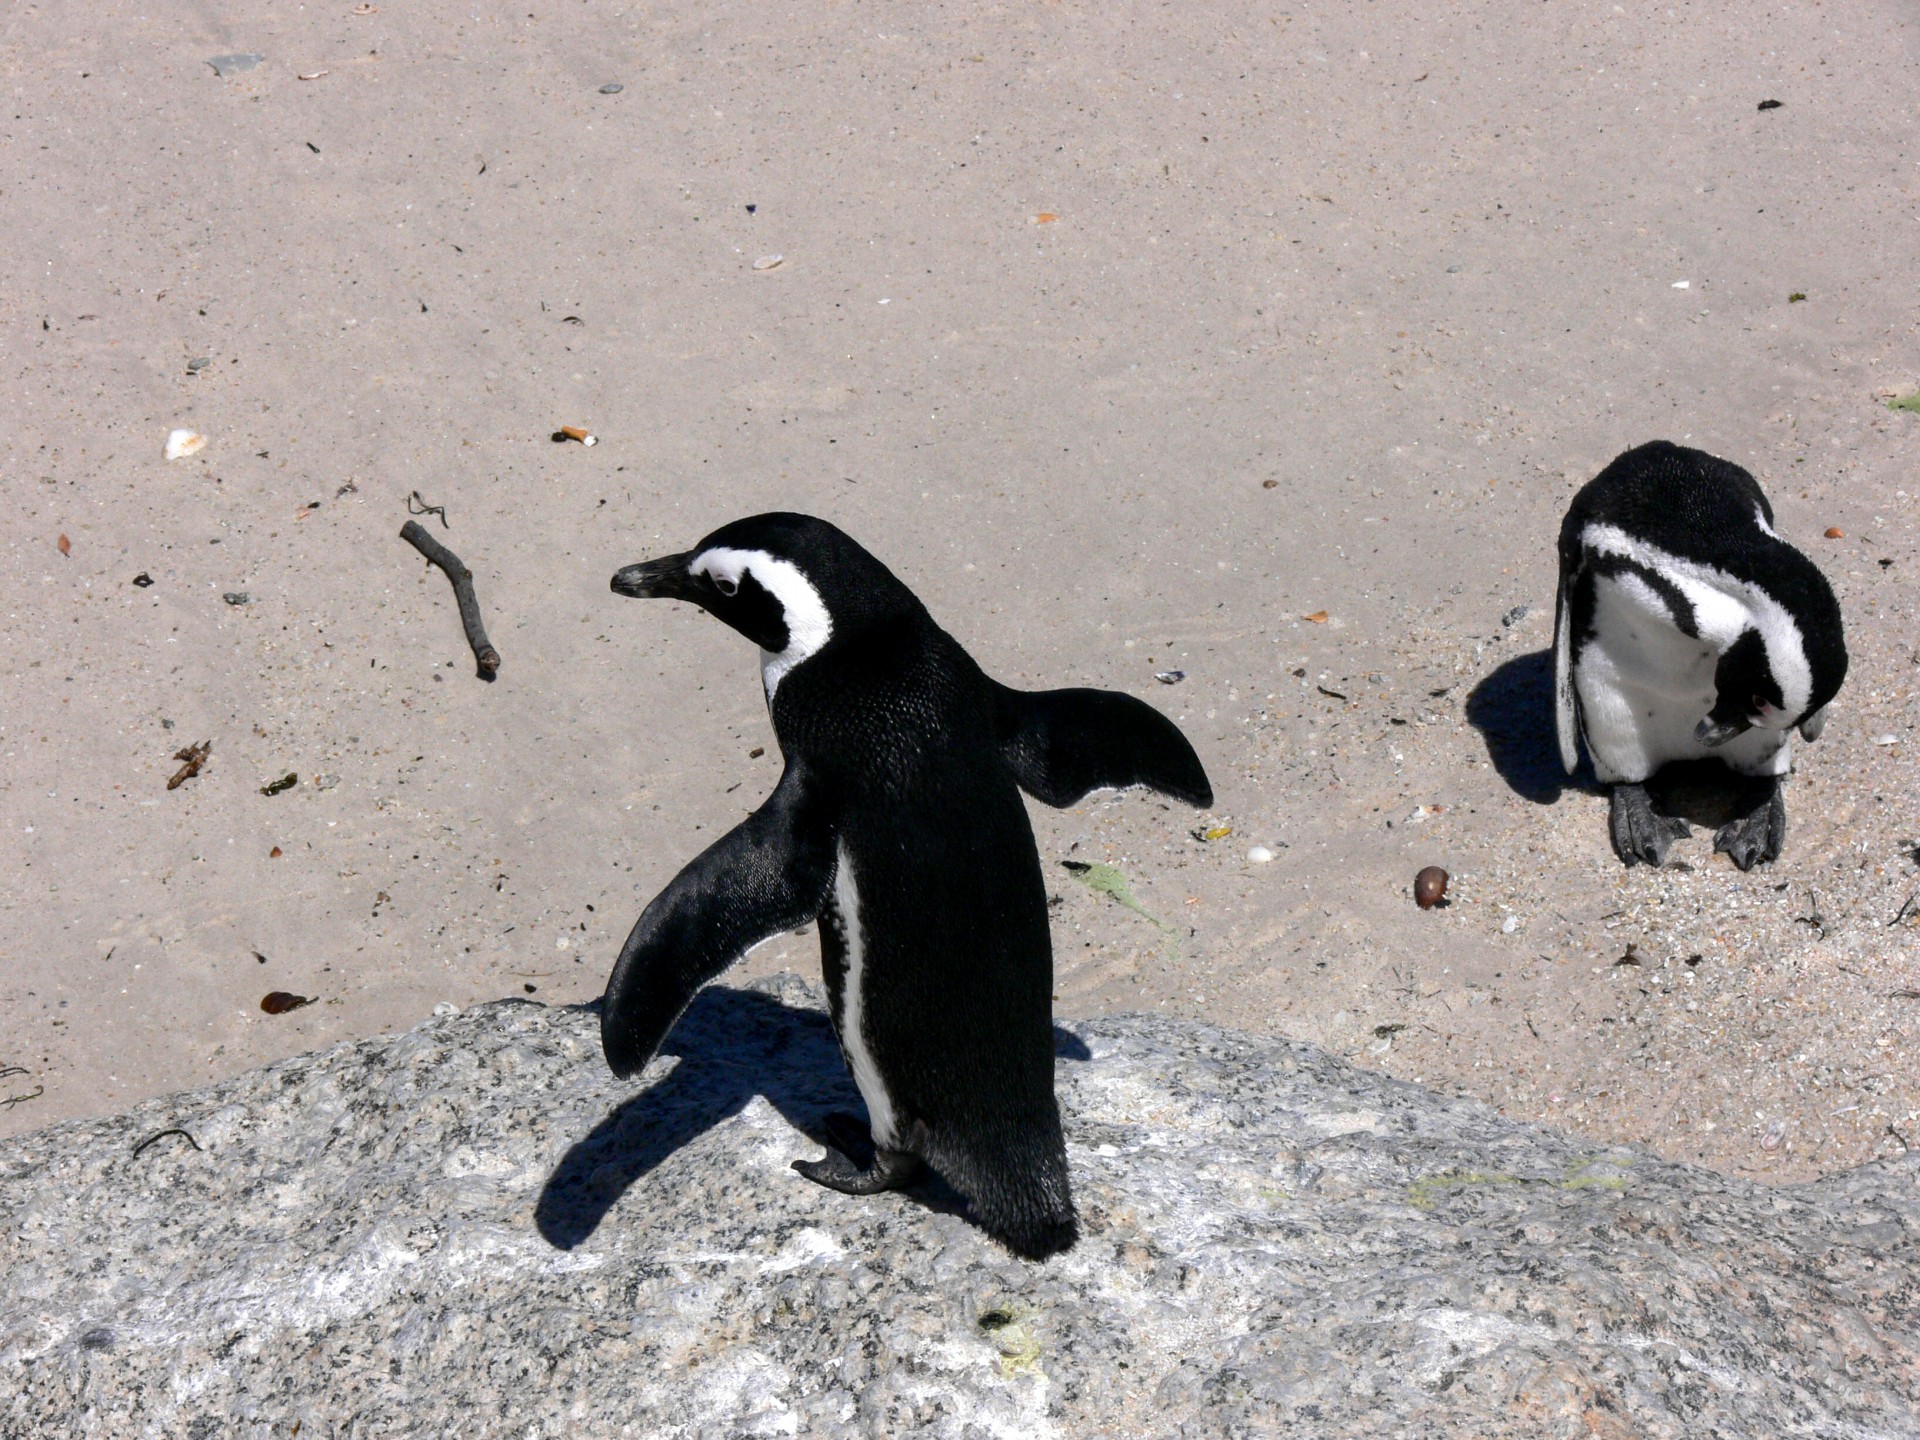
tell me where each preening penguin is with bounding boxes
[1553,441,1846,868]
[603,513,1212,1259]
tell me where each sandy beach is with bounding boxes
[3,0,1917,1187]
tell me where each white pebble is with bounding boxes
[1500,915,1519,934]
[557,936,570,950]
[1671,279,1691,289]
[752,254,784,271]
[1871,733,1899,746]
[164,428,206,460]
[1247,845,1274,864]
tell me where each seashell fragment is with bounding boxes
[752,254,784,271]
[165,429,206,460]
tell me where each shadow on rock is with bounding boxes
[535,983,1091,1251]
[1466,648,1599,804]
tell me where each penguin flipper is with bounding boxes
[992,682,1213,808]
[1553,565,1582,775]
[600,763,836,1078]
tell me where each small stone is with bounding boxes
[431,1001,459,1016]
[1247,845,1274,864]
[1155,670,1187,685]
[1414,866,1448,909]
[207,53,265,77]
[1871,734,1899,746]
[223,592,251,606]
[187,357,211,373]
[598,82,624,94]
[132,573,154,588]
[313,774,340,791]
[1501,604,1531,628]
[259,992,313,1016]
[1500,915,1519,934]
[752,254,784,271]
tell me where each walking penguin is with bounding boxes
[603,513,1213,1259]
[1553,441,1846,868]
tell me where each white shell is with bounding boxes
[1246,845,1274,864]
[752,254,784,271]
[164,429,206,460]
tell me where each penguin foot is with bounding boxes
[1608,783,1690,867]
[792,1113,924,1196]
[1713,782,1786,871]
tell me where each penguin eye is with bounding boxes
[1751,694,1768,711]
[713,575,738,598]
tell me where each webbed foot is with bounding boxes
[792,1112,924,1196]
[1713,780,1786,871]
[1608,782,1690,868]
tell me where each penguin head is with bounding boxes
[1695,607,1846,747]
[611,513,920,694]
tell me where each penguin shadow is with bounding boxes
[1466,648,1599,804]
[534,985,1093,1251]
[1641,759,1782,836]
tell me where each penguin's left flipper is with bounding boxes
[993,683,1213,808]
[600,762,836,1078]
[1553,567,1582,775]
[792,1114,926,1195]
[1713,779,1786,871]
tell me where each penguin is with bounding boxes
[1553,441,1846,869]
[602,513,1212,1259]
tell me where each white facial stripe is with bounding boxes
[690,545,833,700]
[1581,523,1813,720]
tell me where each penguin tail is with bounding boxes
[926,1115,1079,1261]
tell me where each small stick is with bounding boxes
[131,1127,201,1157]
[1891,889,1918,928]
[400,520,501,677]
[167,740,211,790]
[407,490,448,528]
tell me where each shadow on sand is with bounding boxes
[535,983,1092,1251]
[1465,648,1593,804]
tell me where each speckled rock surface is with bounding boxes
[3,974,1916,1438]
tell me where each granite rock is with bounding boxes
[2,974,1916,1437]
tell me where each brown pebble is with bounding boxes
[269,846,283,858]
[1414,866,1449,909]
[1262,479,1279,489]
[260,991,314,1015]
[1824,526,1844,539]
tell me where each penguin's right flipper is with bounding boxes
[1553,566,1582,775]
[600,763,836,1078]
[992,683,1213,808]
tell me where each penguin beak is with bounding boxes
[1694,716,1750,747]
[611,553,699,601]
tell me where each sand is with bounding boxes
[4,1,1917,1186]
